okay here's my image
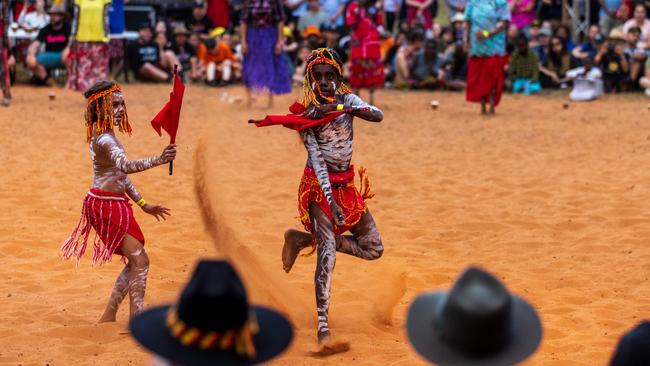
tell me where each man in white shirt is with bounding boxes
[565,57,603,101]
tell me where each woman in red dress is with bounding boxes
[346,0,384,105]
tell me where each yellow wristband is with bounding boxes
[336,104,344,111]
[136,198,146,207]
[483,30,490,38]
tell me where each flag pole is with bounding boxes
[169,64,178,176]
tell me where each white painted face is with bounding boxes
[112,91,125,126]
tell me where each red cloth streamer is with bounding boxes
[151,70,185,143]
[250,102,345,131]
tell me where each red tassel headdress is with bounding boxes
[85,84,132,142]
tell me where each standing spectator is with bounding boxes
[405,0,434,34]
[170,25,199,82]
[446,0,467,19]
[623,4,650,48]
[322,0,347,31]
[573,27,605,61]
[507,34,541,94]
[187,1,214,39]
[595,29,630,92]
[599,0,625,36]
[66,0,112,92]
[538,0,563,23]
[384,0,401,32]
[346,0,385,104]
[464,0,511,114]
[566,57,603,101]
[197,35,236,85]
[26,5,70,85]
[108,0,125,80]
[508,0,536,36]
[0,0,11,106]
[540,36,575,88]
[18,0,49,31]
[127,24,179,82]
[240,0,292,107]
[207,0,230,28]
[610,321,650,365]
[297,0,331,32]
[641,57,650,95]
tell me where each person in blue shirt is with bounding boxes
[599,0,625,36]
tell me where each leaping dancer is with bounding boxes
[253,48,384,345]
[60,81,176,323]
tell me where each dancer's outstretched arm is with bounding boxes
[343,93,383,122]
[97,134,176,174]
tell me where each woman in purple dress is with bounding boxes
[240,0,292,107]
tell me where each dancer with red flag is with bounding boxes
[152,65,185,175]
[251,48,384,350]
[60,81,177,324]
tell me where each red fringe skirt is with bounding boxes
[466,55,507,106]
[298,165,374,236]
[61,188,145,264]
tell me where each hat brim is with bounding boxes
[130,305,293,366]
[406,293,542,366]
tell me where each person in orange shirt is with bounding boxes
[197,31,236,86]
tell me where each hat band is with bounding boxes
[166,307,259,359]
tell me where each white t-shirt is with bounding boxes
[566,66,603,101]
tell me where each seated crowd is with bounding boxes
[4,0,650,97]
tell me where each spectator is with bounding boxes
[540,36,575,88]
[26,5,70,85]
[555,24,575,52]
[405,0,434,33]
[384,0,401,32]
[346,0,385,103]
[0,0,11,107]
[302,25,326,49]
[624,26,648,82]
[599,0,626,36]
[18,0,49,31]
[187,1,214,38]
[610,321,650,365]
[394,31,424,87]
[410,39,443,88]
[464,0,511,114]
[197,35,236,85]
[539,0,563,23]
[508,0,536,37]
[440,40,468,90]
[596,28,630,92]
[66,0,111,92]
[506,23,520,54]
[322,0,347,31]
[188,32,202,49]
[623,4,650,48]
[533,27,552,63]
[406,266,542,366]
[207,0,230,28]
[170,25,199,82]
[446,0,467,19]
[240,0,292,107]
[507,34,541,94]
[641,57,650,95]
[129,261,293,366]
[566,57,603,101]
[573,26,605,61]
[297,0,331,32]
[450,13,465,42]
[127,23,179,82]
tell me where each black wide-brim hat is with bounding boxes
[406,267,542,366]
[131,305,292,366]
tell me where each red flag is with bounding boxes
[249,102,345,131]
[151,68,185,144]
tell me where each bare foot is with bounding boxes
[311,332,351,356]
[282,229,312,273]
[98,313,116,323]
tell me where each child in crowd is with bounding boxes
[565,57,603,101]
[507,34,541,95]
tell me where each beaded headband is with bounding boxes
[166,307,259,359]
[85,84,132,142]
[302,48,351,106]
